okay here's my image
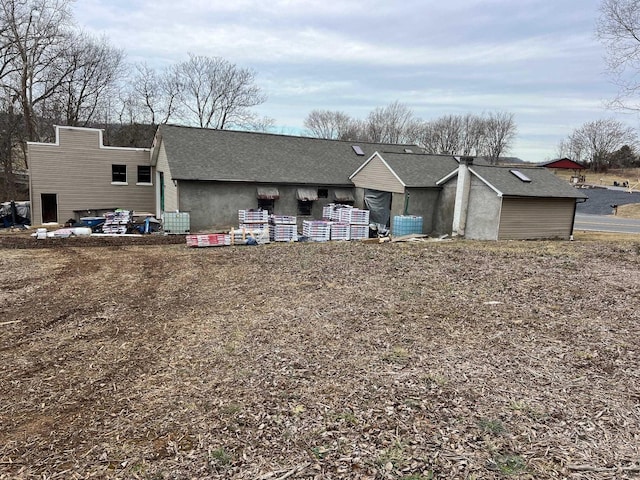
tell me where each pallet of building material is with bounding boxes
[322,204,353,221]
[239,222,269,231]
[238,209,269,224]
[102,209,132,234]
[330,222,351,241]
[269,214,297,225]
[350,224,370,240]
[338,207,369,225]
[186,233,231,247]
[102,224,128,235]
[302,220,331,241]
[270,224,298,242]
[230,228,270,245]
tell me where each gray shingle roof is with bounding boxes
[469,165,588,199]
[378,152,460,187]
[157,124,418,185]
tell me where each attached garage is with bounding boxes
[498,197,579,240]
[438,160,588,240]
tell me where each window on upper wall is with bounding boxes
[317,188,328,198]
[112,164,127,183]
[137,165,152,184]
[297,200,313,216]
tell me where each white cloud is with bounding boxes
[71,0,633,161]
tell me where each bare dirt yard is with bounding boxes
[1,235,639,479]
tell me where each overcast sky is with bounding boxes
[72,0,636,161]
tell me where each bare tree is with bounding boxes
[53,33,124,127]
[303,109,354,139]
[418,112,504,157]
[568,118,637,171]
[460,113,486,156]
[482,112,517,164]
[0,0,76,141]
[555,138,586,162]
[429,115,464,154]
[596,0,640,109]
[172,54,266,129]
[117,62,180,126]
[364,101,417,143]
[0,87,25,200]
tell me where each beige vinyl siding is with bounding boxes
[498,197,576,240]
[351,155,405,193]
[28,127,154,224]
[154,141,179,212]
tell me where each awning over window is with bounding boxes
[333,189,355,202]
[296,188,318,201]
[257,186,280,199]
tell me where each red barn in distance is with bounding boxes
[540,158,586,183]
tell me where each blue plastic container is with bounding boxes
[80,216,105,228]
[393,215,423,236]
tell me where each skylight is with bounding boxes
[510,169,532,182]
[352,145,364,156]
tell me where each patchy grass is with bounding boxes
[1,239,639,479]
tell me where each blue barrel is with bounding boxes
[393,215,423,236]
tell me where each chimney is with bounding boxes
[452,156,473,237]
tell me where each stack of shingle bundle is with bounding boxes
[337,207,370,240]
[102,209,131,234]
[322,203,353,221]
[186,233,231,247]
[238,209,269,231]
[338,207,369,225]
[302,220,331,241]
[330,222,350,241]
[269,215,298,242]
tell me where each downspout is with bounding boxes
[452,156,474,237]
[570,198,587,240]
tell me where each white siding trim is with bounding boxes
[27,125,150,153]
[349,152,378,179]
[469,167,503,196]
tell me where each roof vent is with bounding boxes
[510,169,531,182]
[352,145,364,156]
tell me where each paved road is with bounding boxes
[575,187,640,215]
[574,213,640,234]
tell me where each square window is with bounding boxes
[258,198,274,214]
[137,165,152,184]
[112,164,127,183]
[297,200,313,216]
[318,188,328,198]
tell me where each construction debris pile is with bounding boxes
[32,209,162,239]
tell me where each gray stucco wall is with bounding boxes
[433,181,456,235]
[403,188,440,234]
[178,181,355,232]
[464,178,501,240]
